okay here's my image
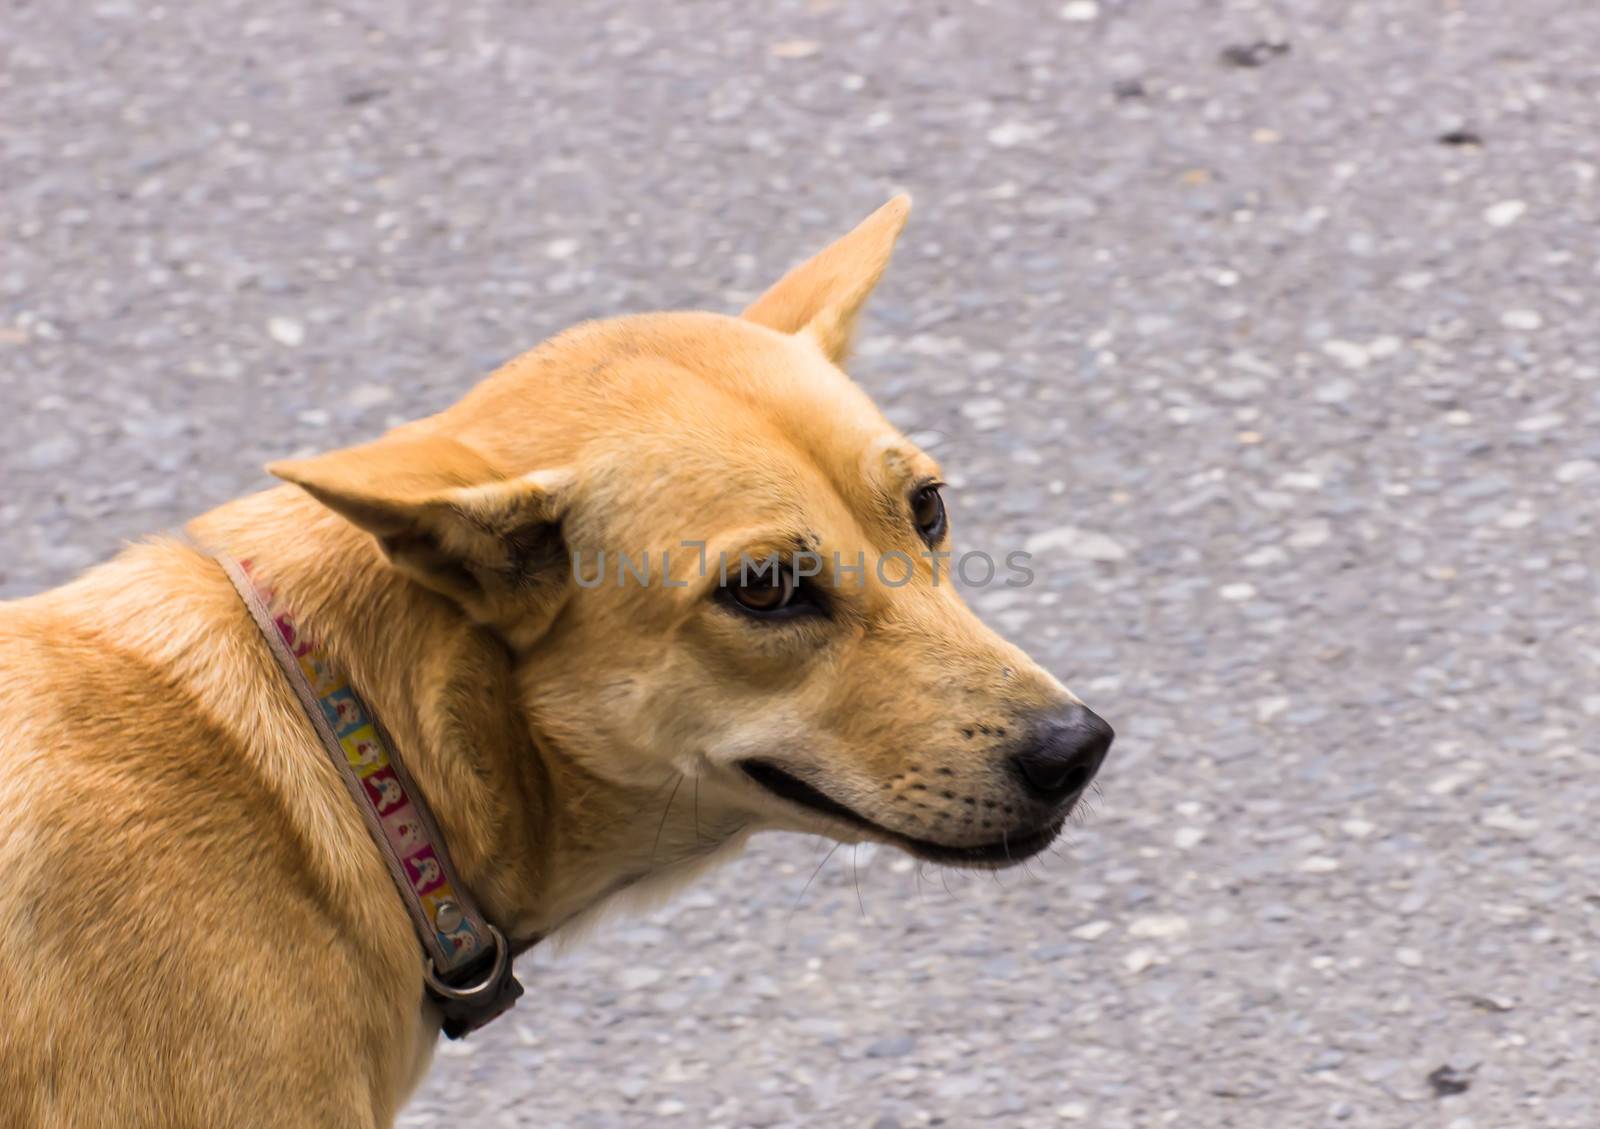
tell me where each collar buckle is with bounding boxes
[425,925,525,1038]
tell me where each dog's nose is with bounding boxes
[1010,705,1114,803]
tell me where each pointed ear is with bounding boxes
[269,433,574,640]
[742,195,911,364]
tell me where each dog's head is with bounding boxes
[271,198,1111,869]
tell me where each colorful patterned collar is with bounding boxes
[212,551,524,1037]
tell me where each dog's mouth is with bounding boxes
[739,759,1064,868]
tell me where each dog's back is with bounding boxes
[0,545,429,1129]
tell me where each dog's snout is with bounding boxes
[1010,705,1114,803]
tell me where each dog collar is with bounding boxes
[211,550,524,1037]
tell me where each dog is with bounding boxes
[0,197,1113,1128]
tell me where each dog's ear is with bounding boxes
[268,433,574,641]
[742,194,910,364]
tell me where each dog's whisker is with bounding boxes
[650,775,684,870]
[851,845,867,921]
[787,840,843,924]
[577,773,681,840]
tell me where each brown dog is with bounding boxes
[0,198,1112,1128]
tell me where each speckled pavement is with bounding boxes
[6,1,1600,1126]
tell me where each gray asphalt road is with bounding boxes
[6,1,1600,1126]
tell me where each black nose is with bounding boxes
[1010,705,1114,803]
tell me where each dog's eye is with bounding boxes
[911,483,946,544]
[729,571,796,615]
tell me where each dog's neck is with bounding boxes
[189,487,738,944]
